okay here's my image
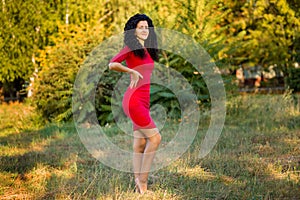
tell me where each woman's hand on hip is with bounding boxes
[129,70,143,88]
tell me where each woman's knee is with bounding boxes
[157,133,162,144]
[150,133,161,146]
[133,139,147,152]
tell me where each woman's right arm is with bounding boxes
[108,62,133,73]
[108,62,143,88]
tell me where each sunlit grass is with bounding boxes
[0,94,299,199]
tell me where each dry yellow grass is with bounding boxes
[0,95,299,199]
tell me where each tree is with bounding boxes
[32,0,229,123]
[0,0,66,99]
[219,0,300,75]
[32,0,114,121]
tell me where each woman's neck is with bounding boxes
[137,37,145,47]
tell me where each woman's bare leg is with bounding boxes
[137,128,161,192]
[133,130,147,180]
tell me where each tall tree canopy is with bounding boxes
[1,0,299,120]
[0,0,66,83]
[219,0,300,73]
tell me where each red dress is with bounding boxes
[110,46,157,131]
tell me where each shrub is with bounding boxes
[285,67,300,92]
[32,24,106,122]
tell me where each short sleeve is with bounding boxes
[110,46,131,63]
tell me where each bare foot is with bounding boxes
[135,178,147,194]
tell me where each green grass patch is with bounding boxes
[0,95,299,199]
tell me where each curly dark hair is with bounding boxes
[124,13,159,61]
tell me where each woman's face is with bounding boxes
[135,20,149,41]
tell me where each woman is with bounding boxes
[108,14,161,194]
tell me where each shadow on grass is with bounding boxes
[152,151,299,199]
[0,122,135,199]
[0,118,299,199]
[0,124,73,174]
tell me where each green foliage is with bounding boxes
[158,52,210,107]
[0,0,67,83]
[285,67,300,92]
[32,0,227,123]
[148,0,228,118]
[95,70,123,126]
[72,42,122,125]
[32,22,109,122]
[220,0,300,74]
[150,83,181,119]
[287,0,300,17]
[1,0,37,82]
[5,0,300,124]
[31,0,115,122]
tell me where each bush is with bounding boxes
[285,67,300,92]
[32,24,105,122]
[32,0,227,124]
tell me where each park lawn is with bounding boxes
[0,94,299,199]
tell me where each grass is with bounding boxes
[0,94,299,199]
